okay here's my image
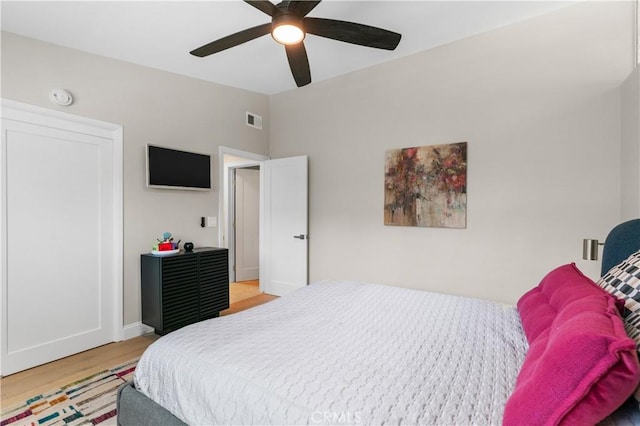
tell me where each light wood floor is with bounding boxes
[1,283,277,410]
[228,279,260,305]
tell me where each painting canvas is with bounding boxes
[384,142,467,228]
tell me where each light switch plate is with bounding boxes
[206,216,217,227]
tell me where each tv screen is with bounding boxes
[146,144,211,190]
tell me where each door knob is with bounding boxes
[293,234,306,240]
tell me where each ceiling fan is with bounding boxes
[190,0,402,88]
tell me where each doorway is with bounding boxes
[219,147,268,292]
[219,147,309,297]
[234,166,260,282]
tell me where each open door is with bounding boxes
[261,156,308,296]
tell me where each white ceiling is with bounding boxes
[1,1,573,95]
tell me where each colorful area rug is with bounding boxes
[1,358,138,426]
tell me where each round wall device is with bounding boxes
[49,89,74,106]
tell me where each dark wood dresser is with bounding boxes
[141,247,229,335]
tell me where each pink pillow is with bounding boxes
[504,264,640,425]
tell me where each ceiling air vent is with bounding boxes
[246,112,262,130]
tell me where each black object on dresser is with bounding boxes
[141,247,229,335]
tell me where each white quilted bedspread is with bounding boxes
[134,280,528,425]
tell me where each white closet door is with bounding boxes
[1,101,122,375]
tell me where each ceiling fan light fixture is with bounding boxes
[271,14,305,45]
[272,24,304,45]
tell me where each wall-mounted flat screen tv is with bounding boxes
[146,144,211,190]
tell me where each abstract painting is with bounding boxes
[384,142,467,228]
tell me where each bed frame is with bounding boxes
[117,381,185,426]
[116,218,640,426]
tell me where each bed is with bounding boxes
[118,219,640,425]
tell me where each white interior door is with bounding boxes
[235,167,260,282]
[1,100,122,375]
[261,156,308,296]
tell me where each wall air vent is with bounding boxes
[246,112,263,130]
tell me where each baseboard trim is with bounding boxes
[122,322,154,340]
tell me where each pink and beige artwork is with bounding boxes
[384,142,467,228]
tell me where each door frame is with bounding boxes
[1,99,124,373]
[218,146,268,287]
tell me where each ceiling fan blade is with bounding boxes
[304,17,401,50]
[244,0,278,17]
[190,23,271,57]
[288,1,322,17]
[285,43,311,87]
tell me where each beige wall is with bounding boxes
[1,32,270,325]
[621,66,640,220]
[1,0,636,324]
[269,1,634,304]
